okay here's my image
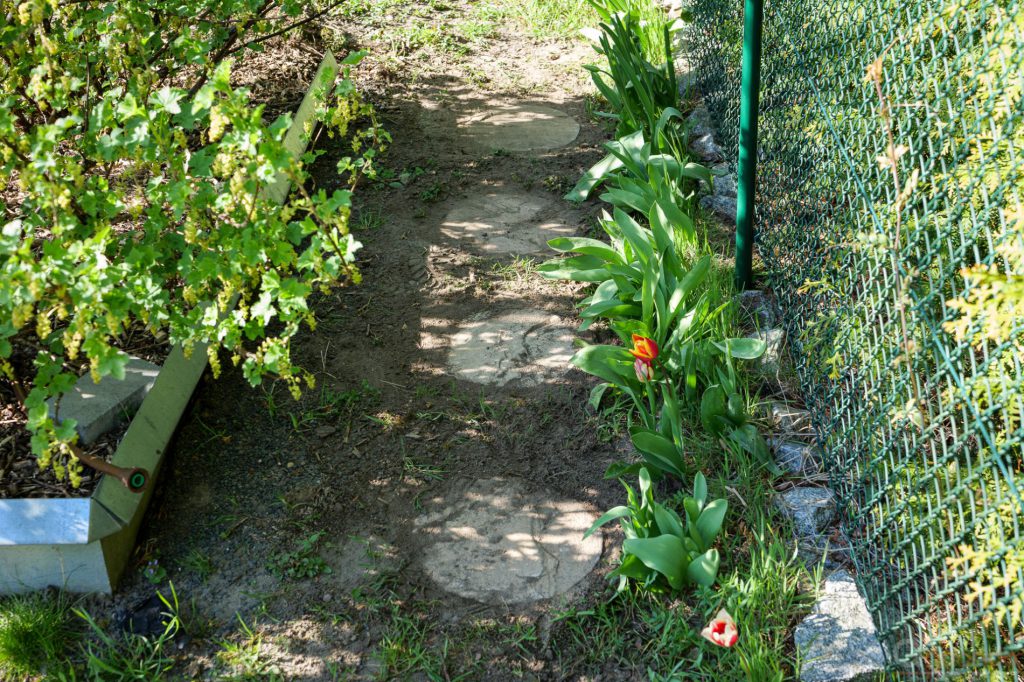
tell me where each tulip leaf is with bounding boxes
[693,471,707,509]
[584,505,632,538]
[695,498,727,547]
[683,496,701,525]
[712,337,766,360]
[565,151,624,202]
[547,237,624,264]
[726,392,747,426]
[623,535,687,590]
[614,552,655,582]
[655,195,696,248]
[686,548,720,587]
[572,344,636,388]
[604,460,644,480]
[601,187,650,214]
[700,385,730,435]
[537,255,610,282]
[631,429,686,478]
[638,466,653,504]
[613,207,654,265]
[654,503,685,539]
[729,424,783,475]
[588,382,610,411]
[581,299,641,320]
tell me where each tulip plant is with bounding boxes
[560,3,778,598]
[543,201,777,477]
[585,467,726,591]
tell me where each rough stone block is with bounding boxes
[699,194,737,223]
[770,402,814,435]
[795,570,886,681]
[775,486,835,538]
[677,67,697,95]
[713,172,737,198]
[687,106,713,137]
[47,357,160,445]
[747,328,785,376]
[736,290,779,329]
[689,133,724,162]
[768,438,821,476]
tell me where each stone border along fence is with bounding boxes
[673,25,888,682]
[0,52,342,595]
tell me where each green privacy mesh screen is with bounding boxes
[686,0,1023,677]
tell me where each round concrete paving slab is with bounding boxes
[447,309,575,387]
[440,191,576,255]
[414,478,602,604]
[461,104,580,152]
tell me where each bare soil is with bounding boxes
[77,7,680,681]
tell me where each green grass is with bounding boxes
[512,0,598,38]
[0,591,78,679]
[551,510,814,680]
[215,615,280,681]
[74,587,182,680]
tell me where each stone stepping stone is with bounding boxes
[795,570,886,681]
[440,191,575,256]
[447,309,575,387]
[460,104,580,152]
[413,477,602,604]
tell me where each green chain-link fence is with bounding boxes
[686,0,1023,677]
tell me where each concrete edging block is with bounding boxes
[0,51,341,595]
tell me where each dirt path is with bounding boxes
[98,8,657,680]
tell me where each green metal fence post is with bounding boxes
[734,0,764,291]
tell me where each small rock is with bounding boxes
[775,487,835,538]
[677,67,697,96]
[687,106,714,138]
[736,290,779,329]
[770,402,814,435]
[768,439,821,476]
[794,570,886,682]
[747,328,785,376]
[713,173,737,198]
[315,425,337,438]
[689,133,724,162]
[699,194,737,223]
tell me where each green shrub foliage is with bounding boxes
[0,1,387,484]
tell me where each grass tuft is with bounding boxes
[0,590,77,679]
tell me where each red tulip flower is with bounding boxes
[634,357,654,382]
[701,609,739,648]
[629,334,659,362]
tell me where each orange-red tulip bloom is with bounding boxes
[701,609,738,648]
[634,357,654,382]
[629,334,659,362]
